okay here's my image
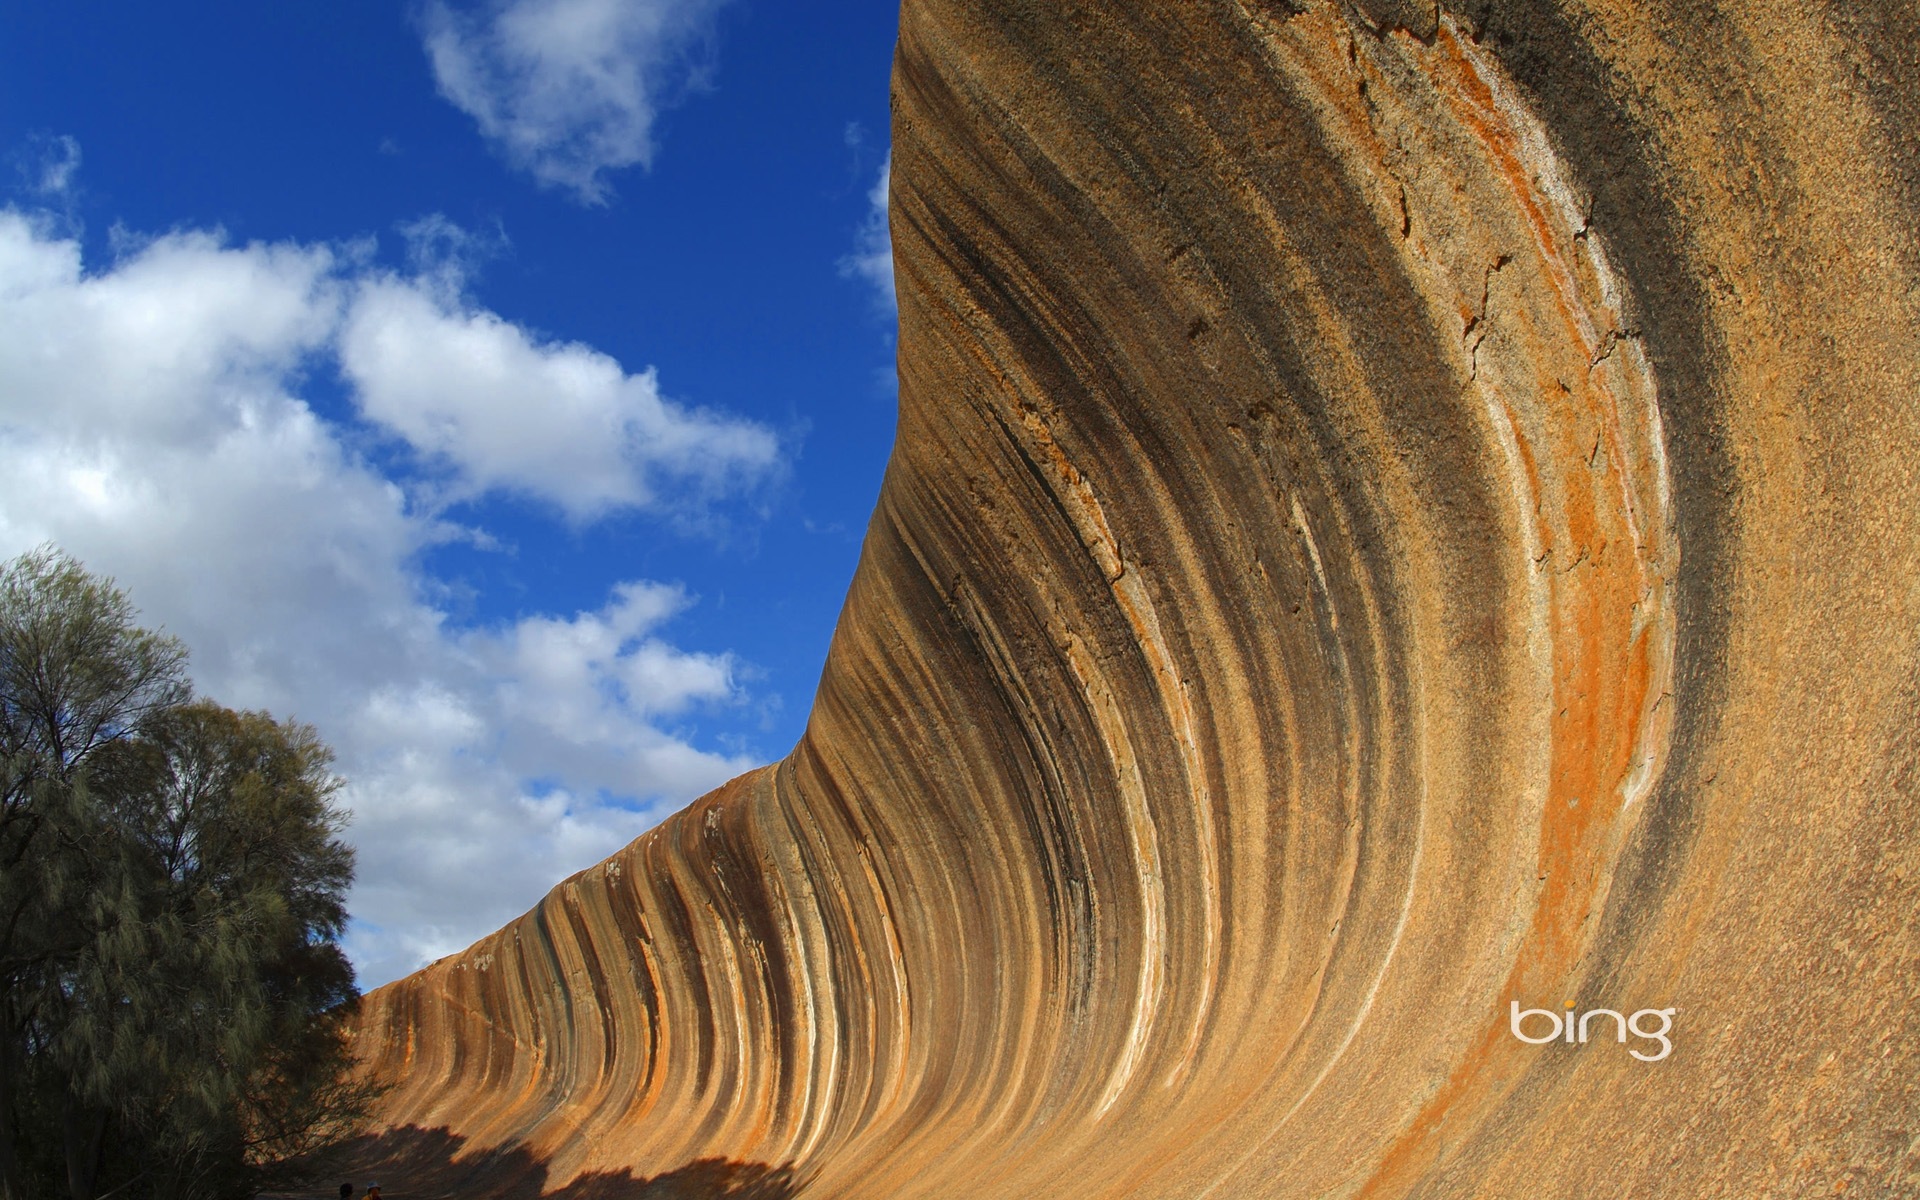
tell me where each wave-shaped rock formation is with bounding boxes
[348,1,1920,1195]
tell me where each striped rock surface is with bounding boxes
[346,1,1920,1196]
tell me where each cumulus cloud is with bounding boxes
[839,151,894,311]
[341,269,777,521]
[0,208,775,986]
[420,0,728,204]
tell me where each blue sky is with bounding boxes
[0,0,901,986]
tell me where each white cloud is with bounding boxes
[340,269,778,521]
[840,151,894,311]
[0,208,772,987]
[14,133,83,201]
[420,0,728,204]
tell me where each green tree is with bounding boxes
[0,546,189,1200]
[0,548,372,1200]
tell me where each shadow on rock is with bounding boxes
[328,1124,800,1200]
[546,1158,800,1199]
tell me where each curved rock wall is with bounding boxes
[347,2,1920,1196]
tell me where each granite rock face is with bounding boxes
[348,2,1920,1196]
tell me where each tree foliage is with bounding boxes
[0,548,373,1200]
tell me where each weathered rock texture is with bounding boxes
[347,1,1920,1196]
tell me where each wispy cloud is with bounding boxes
[0,194,779,987]
[13,132,82,200]
[839,150,894,312]
[420,0,728,204]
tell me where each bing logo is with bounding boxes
[1510,1000,1675,1061]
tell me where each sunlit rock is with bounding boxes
[345,2,1920,1195]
